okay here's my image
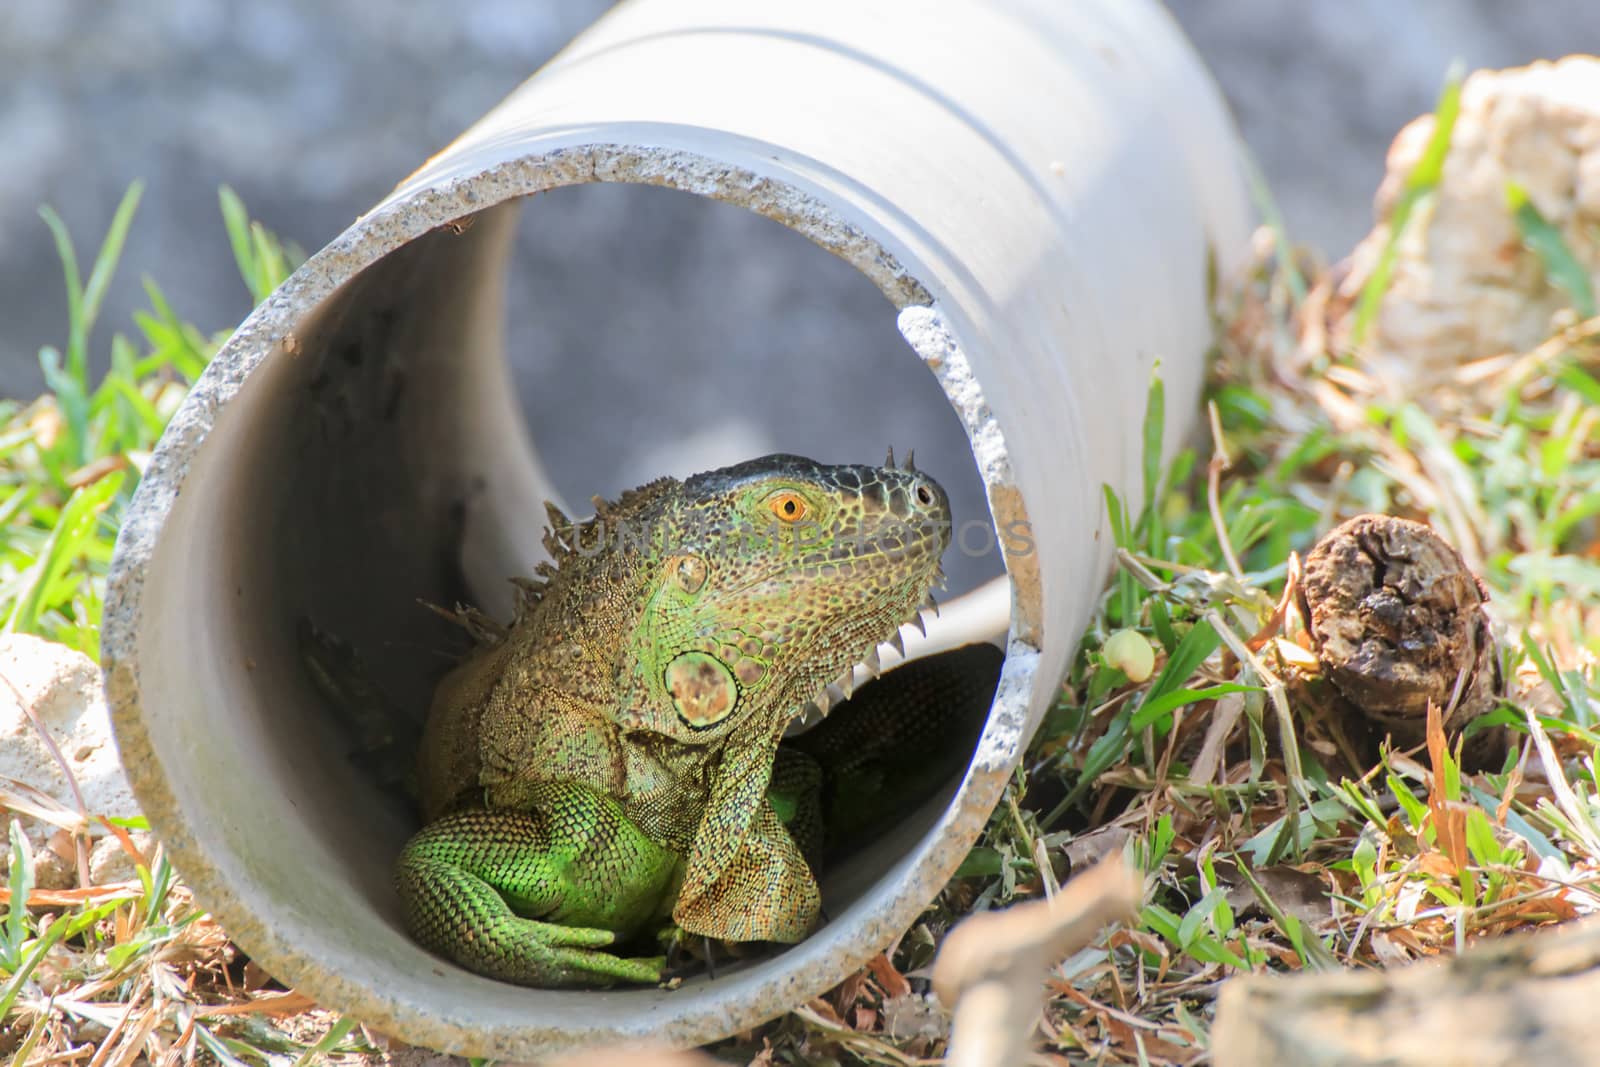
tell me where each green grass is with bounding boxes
[0,185,294,661]
[0,189,384,1065]
[6,68,1600,1065]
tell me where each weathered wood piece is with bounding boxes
[933,857,1144,1067]
[1213,916,1600,1066]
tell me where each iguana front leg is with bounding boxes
[395,782,680,988]
[671,645,1002,942]
[671,727,821,943]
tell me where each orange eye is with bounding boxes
[765,491,810,523]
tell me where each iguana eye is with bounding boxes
[765,491,809,523]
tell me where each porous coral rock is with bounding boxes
[0,633,139,833]
[1337,56,1600,392]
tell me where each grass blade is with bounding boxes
[0,911,72,1020]
[3,820,35,971]
[1130,682,1261,732]
[80,182,146,361]
[4,471,124,635]
[1350,64,1464,346]
[1506,180,1597,318]
[291,1014,361,1066]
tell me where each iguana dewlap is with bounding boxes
[397,453,954,987]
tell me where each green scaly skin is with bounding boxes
[398,453,954,987]
[396,787,678,986]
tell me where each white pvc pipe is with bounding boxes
[103,0,1250,1057]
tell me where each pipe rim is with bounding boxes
[104,142,1036,1058]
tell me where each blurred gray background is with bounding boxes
[2,0,1595,590]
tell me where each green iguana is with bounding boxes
[391,453,979,988]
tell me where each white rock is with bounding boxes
[1337,56,1600,393]
[88,829,155,886]
[0,633,140,831]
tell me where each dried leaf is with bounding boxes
[1425,702,1469,873]
[830,968,870,1020]
[803,996,846,1028]
[866,951,913,1000]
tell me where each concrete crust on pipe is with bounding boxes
[102,0,1251,1058]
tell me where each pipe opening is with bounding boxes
[132,175,1020,1001]
[109,134,1072,1058]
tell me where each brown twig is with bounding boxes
[1207,400,1247,581]
[0,667,93,890]
[82,975,151,1067]
[933,856,1144,1067]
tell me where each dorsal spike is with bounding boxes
[591,493,610,518]
[433,600,507,645]
[904,448,916,472]
[908,613,927,638]
[542,502,576,556]
[864,647,881,675]
[458,612,488,643]
[612,476,678,512]
[887,630,906,657]
[884,445,896,469]
[508,578,545,619]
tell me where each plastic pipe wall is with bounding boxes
[103,0,1251,1058]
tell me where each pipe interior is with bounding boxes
[503,183,1001,598]
[142,185,1009,996]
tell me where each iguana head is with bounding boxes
[614,452,952,746]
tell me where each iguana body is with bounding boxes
[397,454,955,986]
